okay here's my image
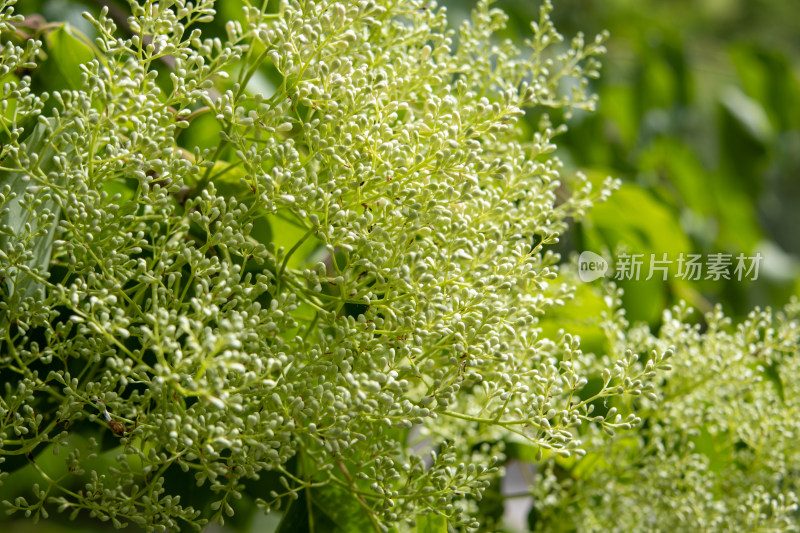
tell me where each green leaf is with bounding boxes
[274,483,377,533]
[639,139,714,216]
[585,183,691,257]
[730,44,800,131]
[599,85,637,149]
[761,362,785,404]
[690,426,733,474]
[274,491,311,533]
[475,476,504,530]
[181,112,222,153]
[507,441,544,462]
[719,86,774,145]
[0,120,69,301]
[310,484,375,533]
[582,183,691,324]
[638,138,764,253]
[46,26,93,90]
[616,277,667,327]
[270,213,322,271]
[537,280,611,356]
[416,513,448,533]
[637,53,678,111]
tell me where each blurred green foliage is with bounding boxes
[486,0,800,324]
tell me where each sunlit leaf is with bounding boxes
[46,26,93,90]
[311,484,375,532]
[417,513,448,533]
[720,86,774,144]
[0,120,68,300]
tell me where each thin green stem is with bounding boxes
[277,227,316,292]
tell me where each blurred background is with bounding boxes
[4,0,800,531]
[473,0,800,326]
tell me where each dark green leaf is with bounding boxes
[274,495,309,533]
[416,513,448,533]
[310,484,375,533]
[46,26,93,90]
[0,120,68,301]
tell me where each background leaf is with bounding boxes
[417,513,448,533]
[45,26,93,90]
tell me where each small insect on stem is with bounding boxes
[109,419,126,436]
[98,400,126,436]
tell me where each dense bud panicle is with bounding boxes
[1,0,796,531]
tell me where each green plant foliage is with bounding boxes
[528,297,800,532]
[543,0,800,317]
[1,0,798,532]
[0,0,665,530]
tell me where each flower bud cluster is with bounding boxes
[528,294,800,531]
[1,1,657,531]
